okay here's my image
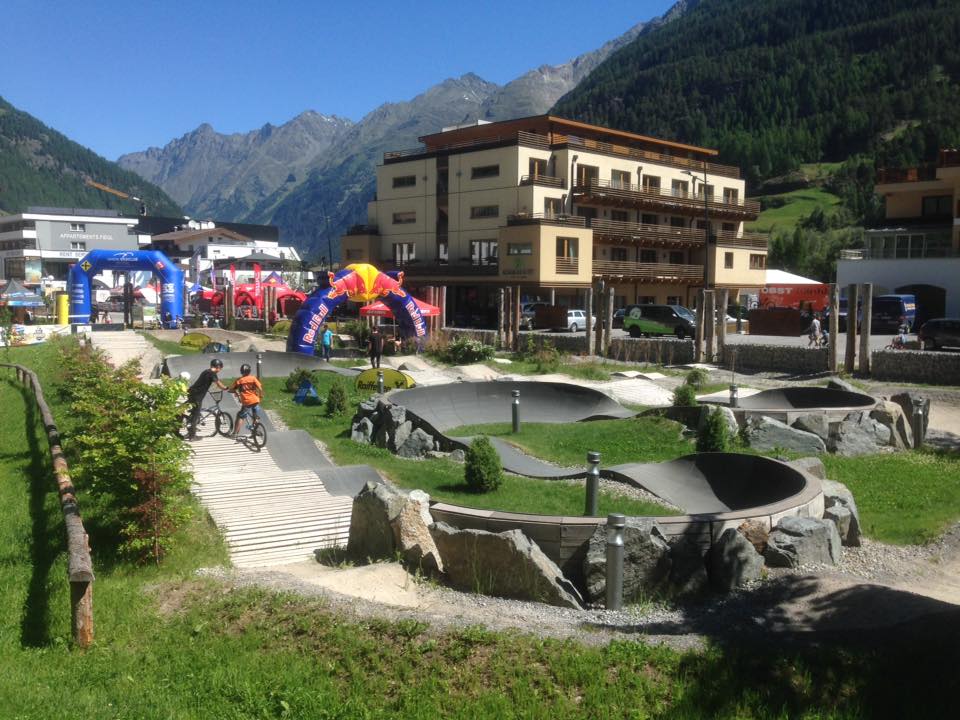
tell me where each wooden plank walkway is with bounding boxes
[189,434,353,568]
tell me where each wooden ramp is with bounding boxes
[189,434,354,568]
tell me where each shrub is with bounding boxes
[445,337,495,364]
[684,367,709,389]
[673,384,698,407]
[464,436,503,493]
[325,379,349,417]
[534,343,562,373]
[424,331,451,358]
[272,319,292,335]
[697,407,730,452]
[285,367,314,392]
[179,332,211,349]
[343,319,371,347]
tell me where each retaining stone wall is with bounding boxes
[723,344,829,375]
[872,349,960,385]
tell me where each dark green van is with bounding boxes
[623,304,696,339]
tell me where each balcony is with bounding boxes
[572,179,760,220]
[506,213,587,228]
[519,174,566,189]
[555,257,579,274]
[345,224,379,236]
[592,261,704,283]
[875,166,938,184]
[384,130,550,163]
[379,260,499,277]
[589,219,767,250]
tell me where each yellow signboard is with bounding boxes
[355,367,416,391]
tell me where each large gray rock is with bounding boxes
[378,400,407,433]
[823,505,852,544]
[827,378,858,393]
[870,400,912,449]
[890,392,929,446]
[396,428,435,459]
[828,411,891,456]
[667,536,709,599]
[791,414,831,442]
[351,416,374,444]
[391,420,413,451]
[787,456,827,480]
[744,416,827,454]
[821,479,862,547]
[392,490,443,574]
[430,522,583,608]
[708,528,764,592]
[346,481,406,560]
[764,516,841,568]
[698,405,739,437]
[582,518,671,604]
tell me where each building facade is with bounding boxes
[837,149,960,324]
[342,115,767,326]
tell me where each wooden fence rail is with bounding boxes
[2,363,94,647]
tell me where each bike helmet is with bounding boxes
[210,359,224,369]
[240,363,251,376]
[179,371,191,381]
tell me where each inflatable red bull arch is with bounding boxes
[286,263,427,355]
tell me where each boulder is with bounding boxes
[582,518,672,604]
[889,392,929,447]
[791,414,831,442]
[870,400,913,449]
[828,411,891,456]
[350,416,374,444]
[737,519,769,555]
[764,516,841,568]
[391,420,413,452]
[827,378,858,393]
[708,528,764,592]
[698,405,739,437]
[821,479,862,547]
[823,505,852,544]
[346,481,406,560]
[744,416,827,454]
[358,398,378,415]
[666,536,709,599]
[396,428,435,459]
[449,449,466,463]
[429,522,583,608]
[392,490,442,574]
[786,456,827,480]
[378,400,407,432]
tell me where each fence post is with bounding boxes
[844,283,858,374]
[859,282,873,375]
[829,283,839,374]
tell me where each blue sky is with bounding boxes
[4,0,674,160]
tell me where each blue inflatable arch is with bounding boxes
[68,249,184,328]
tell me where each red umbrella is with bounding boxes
[359,296,441,318]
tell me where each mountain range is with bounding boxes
[118,4,693,260]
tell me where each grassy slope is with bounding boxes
[746,187,843,233]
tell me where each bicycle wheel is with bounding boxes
[215,410,234,436]
[251,421,267,449]
[175,413,190,440]
[197,409,219,438]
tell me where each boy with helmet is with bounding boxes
[186,358,228,440]
[230,363,264,439]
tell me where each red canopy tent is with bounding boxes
[359,297,441,318]
[209,283,306,317]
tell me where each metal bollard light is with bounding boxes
[256,353,262,379]
[226,339,232,352]
[605,513,626,610]
[585,451,601,516]
[912,406,924,449]
[511,390,520,433]
[729,383,739,407]
[377,370,385,394]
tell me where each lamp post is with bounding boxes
[683,163,711,290]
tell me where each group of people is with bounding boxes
[807,314,912,348]
[316,323,403,368]
[185,358,263,440]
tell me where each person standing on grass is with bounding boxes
[321,323,333,362]
[367,327,383,368]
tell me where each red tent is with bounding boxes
[359,296,441,318]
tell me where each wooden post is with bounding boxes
[828,283,839,373]
[497,287,505,349]
[844,283,858,373]
[503,286,512,351]
[440,286,447,330]
[513,285,521,353]
[716,288,729,363]
[585,285,594,356]
[549,288,556,305]
[604,285,614,356]
[704,290,716,363]
[694,289,706,363]
[226,282,236,331]
[859,282,873,375]
[593,280,604,354]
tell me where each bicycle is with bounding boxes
[884,335,908,351]
[234,404,267,449]
[176,390,234,439]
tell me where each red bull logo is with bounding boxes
[302,303,331,345]
[325,264,408,303]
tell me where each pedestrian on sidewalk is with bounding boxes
[321,323,333,362]
[367,327,383,368]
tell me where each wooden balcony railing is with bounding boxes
[379,261,499,276]
[555,257,579,274]
[572,178,760,219]
[591,261,704,282]
[876,166,937,184]
[939,149,960,168]
[507,213,587,228]
[714,229,769,249]
[345,224,379,236]
[519,174,566,189]
[590,218,702,248]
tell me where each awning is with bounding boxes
[359,297,441,318]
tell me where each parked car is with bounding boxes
[565,309,596,333]
[520,302,548,330]
[918,318,960,350]
[623,304,696,339]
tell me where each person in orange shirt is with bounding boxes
[229,363,263,438]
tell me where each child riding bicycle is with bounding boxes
[186,358,228,440]
[229,363,263,439]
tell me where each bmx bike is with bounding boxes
[234,405,268,450]
[176,390,233,439]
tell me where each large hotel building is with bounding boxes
[342,115,767,326]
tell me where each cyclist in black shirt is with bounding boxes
[186,358,228,439]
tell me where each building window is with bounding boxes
[470,205,499,219]
[722,222,736,232]
[70,222,85,232]
[471,164,500,179]
[641,213,658,225]
[638,295,655,304]
[575,206,597,220]
[610,247,628,261]
[611,169,631,188]
[667,295,682,305]
[671,179,689,197]
[723,187,740,205]
[611,210,629,222]
[392,175,416,188]
[640,249,657,263]
[529,158,547,177]
[922,195,952,217]
[724,252,734,269]
[392,211,416,224]
[576,164,599,185]
[670,217,685,228]
[642,176,660,192]
[393,243,416,265]
[470,240,498,266]
[71,241,87,251]
[556,236,578,258]
[749,253,766,269]
[345,249,364,260]
[507,243,532,256]
[544,197,563,217]
[703,184,715,200]
[695,219,710,231]
[669,251,684,264]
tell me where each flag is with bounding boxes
[253,263,262,314]
[230,264,237,286]
[210,266,218,292]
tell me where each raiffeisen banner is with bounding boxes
[760,283,830,311]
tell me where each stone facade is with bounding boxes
[872,349,960,385]
[723,344,829,374]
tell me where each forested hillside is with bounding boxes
[0,96,181,216]
[553,0,960,186]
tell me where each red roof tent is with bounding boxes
[359,297,441,319]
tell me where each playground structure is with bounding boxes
[68,249,184,328]
[287,263,428,355]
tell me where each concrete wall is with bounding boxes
[837,257,960,317]
[722,344,829,374]
[872,349,960,385]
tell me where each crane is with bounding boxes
[84,179,147,215]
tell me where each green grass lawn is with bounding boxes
[139,330,202,356]
[746,187,842,233]
[486,358,683,382]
